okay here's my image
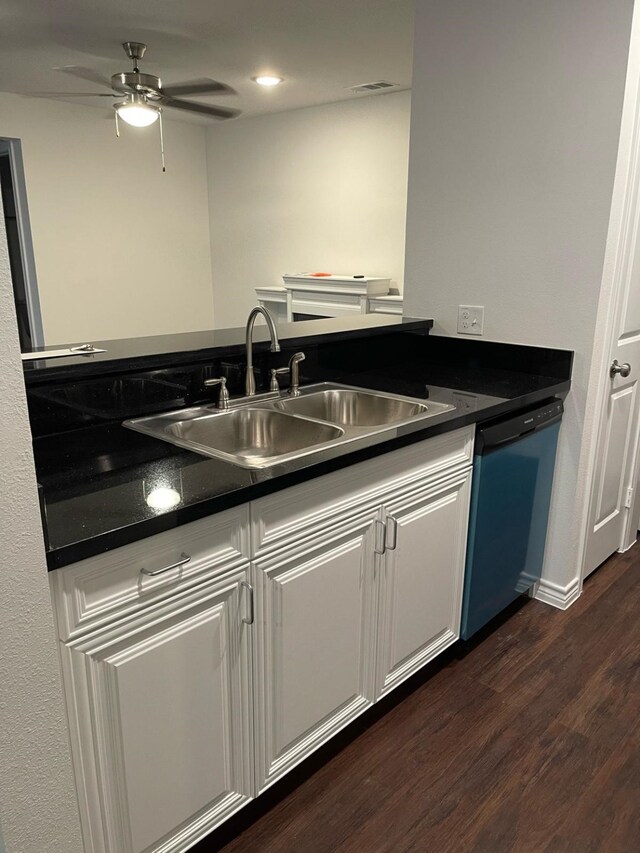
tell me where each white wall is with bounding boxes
[404,0,634,596]
[206,91,411,328]
[0,92,213,345]
[0,194,83,850]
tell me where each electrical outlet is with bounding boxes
[457,305,484,335]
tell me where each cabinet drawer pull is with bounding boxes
[374,520,387,555]
[386,516,398,551]
[140,553,191,577]
[241,581,254,625]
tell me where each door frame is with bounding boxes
[0,136,44,348]
[577,0,640,585]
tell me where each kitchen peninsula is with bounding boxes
[24,315,572,853]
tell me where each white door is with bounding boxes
[585,297,640,574]
[67,570,253,853]
[585,329,640,576]
[584,88,640,574]
[375,470,471,699]
[252,512,378,792]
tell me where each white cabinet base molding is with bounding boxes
[534,575,582,610]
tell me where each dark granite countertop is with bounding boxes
[23,315,433,386]
[27,321,573,570]
[35,356,571,570]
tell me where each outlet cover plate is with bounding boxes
[458,305,484,335]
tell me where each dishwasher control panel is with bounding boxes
[476,398,564,453]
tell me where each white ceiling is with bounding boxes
[0,0,414,121]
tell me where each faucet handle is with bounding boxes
[269,367,290,392]
[204,376,230,410]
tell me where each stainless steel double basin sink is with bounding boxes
[124,383,454,469]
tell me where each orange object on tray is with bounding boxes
[310,272,332,276]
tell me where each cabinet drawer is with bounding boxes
[251,426,474,557]
[51,505,250,642]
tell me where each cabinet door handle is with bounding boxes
[386,515,398,551]
[241,581,254,625]
[374,520,387,555]
[140,553,191,577]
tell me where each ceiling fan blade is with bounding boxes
[159,79,236,97]
[55,65,113,90]
[157,95,240,119]
[27,92,117,98]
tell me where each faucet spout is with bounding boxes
[245,306,281,396]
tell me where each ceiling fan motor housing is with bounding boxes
[111,71,162,95]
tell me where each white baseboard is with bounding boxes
[619,536,637,553]
[534,575,581,610]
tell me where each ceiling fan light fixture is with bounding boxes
[252,75,284,87]
[115,94,160,127]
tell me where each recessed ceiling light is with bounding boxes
[253,75,284,87]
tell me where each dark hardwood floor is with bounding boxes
[200,545,640,853]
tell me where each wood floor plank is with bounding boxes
[556,623,640,748]
[447,599,565,694]
[543,740,640,853]
[482,590,630,722]
[460,720,610,853]
[333,720,542,853]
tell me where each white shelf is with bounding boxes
[256,283,403,321]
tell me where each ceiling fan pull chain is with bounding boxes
[159,110,166,172]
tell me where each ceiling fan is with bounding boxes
[46,42,241,170]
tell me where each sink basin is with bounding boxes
[124,383,455,470]
[274,388,444,427]
[129,407,343,468]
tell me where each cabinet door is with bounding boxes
[63,566,253,853]
[376,469,472,699]
[253,511,378,791]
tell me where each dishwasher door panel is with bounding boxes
[461,421,561,640]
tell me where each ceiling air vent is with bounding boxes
[347,81,398,94]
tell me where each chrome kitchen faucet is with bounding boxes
[245,306,281,396]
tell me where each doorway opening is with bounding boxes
[0,137,43,350]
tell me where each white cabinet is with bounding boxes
[250,426,473,790]
[54,508,254,853]
[52,427,474,851]
[376,469,471,698]
[251,507,379,790]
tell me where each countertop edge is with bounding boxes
[24,318,434,387]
